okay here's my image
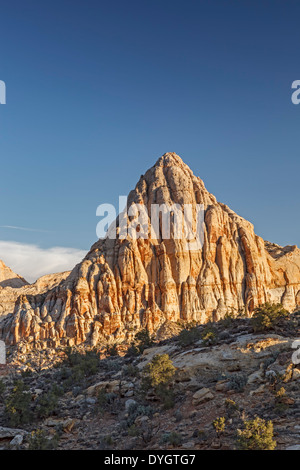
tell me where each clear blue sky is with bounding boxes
[1,0,300,265]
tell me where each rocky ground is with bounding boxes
[0,313,299,451]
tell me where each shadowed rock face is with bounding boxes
[1,152,300,349]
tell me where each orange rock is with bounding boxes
[2,152,300,348]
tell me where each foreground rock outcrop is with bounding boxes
[1,152,300,349]
[0,315,299,450]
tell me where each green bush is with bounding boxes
[0,379,5,398]
[126,402,154,427]
[106,343,119,357]
[35,388,59,419]
[169,431,182,446]
[122,364,140,379]
[163,431,182,447]
[55,348,101,390]
[237,417,276,450]
[142,354,176,389]
[126,329,154,357]
[220,310,237,327]
[96,388,117,415]
[225,398,239,417]
[274,386,290,414]
[128,424,140,437]
[135,329,154,352]
[28,429,59,450]
[141,354,176,409]
[156,385,175,410]
[65,347,101,374]
[103,435,114,447]
[4,380,33,426]
[126,345,140,357]
[251,303,289,332]
[201,325,218,346]
[177,327,202,347]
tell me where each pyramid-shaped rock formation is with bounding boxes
[0,260,27,289]
[1,153,300,348]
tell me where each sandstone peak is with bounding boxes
[155,152,188,167]
[0,260,27,289]
[1,152,300,349]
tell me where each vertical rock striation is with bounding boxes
[1,152,300,348]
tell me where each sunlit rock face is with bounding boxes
[1,152,300,349]
[0,260,27,289]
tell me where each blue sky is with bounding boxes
[0,0,300,280]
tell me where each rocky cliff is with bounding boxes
[0,271,71,321]
[1,152,300,349]
[0,260,27,289]
[0,260,28,318]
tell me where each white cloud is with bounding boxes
[0,225,51,233]
[0,241,87,283]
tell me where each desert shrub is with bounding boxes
[97,388,109,411]
[4,380,33,426]
[65,347,101,375]
[251,303,289,332]
[0,379,5,397]
[174,409,183,422]
[220,309,237,327]
[274,386,290,413]
[128,424,140,437]
[126,402,154,427]
[141,354,176,409]
[225,398,239,417]
[21,369,34,378]
[275,386,286,400]
[195,429,208,441]
[122,364,140,379]
[237,417,276,450]
[201,325,218,346]
[103,435,114,446]
[35,388,59,419]
[51,383,65,397]
[56,348,101,390]
[228,373,248,392]
[142,354,176,389]
[177,327,202,347]
[156,385,175,410]
[135,329,154,353]
[212,417,226,434]
[160,431,182,447]
[28,429,59,450]
[106,343,119,357]
[169,431,182,446]
[105,358,123,373]
[126,329,154,357]
[126,345,140,357]
[96,388,118,415]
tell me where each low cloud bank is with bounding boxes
[0,240,87,283]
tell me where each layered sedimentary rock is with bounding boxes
[0,271,70,320]
[0,260,27,289]
[1,152,300,349]
[0,260,28,318]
